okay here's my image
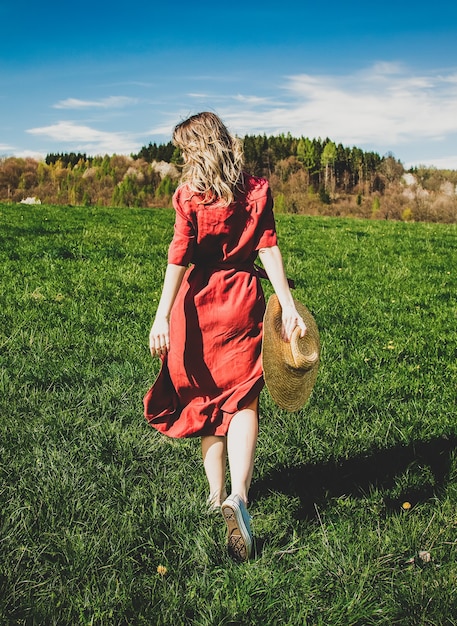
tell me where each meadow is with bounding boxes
[0,201,456,625]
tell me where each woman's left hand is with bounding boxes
[149,316,170,357]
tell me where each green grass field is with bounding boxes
[1,202,456,625]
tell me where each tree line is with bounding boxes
[1,135,456,222]
[132,135,387,193]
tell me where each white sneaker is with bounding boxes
[221,494,253,561]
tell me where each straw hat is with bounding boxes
[262,294,320,411]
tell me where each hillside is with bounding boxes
[1,135,456,222]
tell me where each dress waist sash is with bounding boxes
[196,261,295,289]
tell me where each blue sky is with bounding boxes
[1,0,457,169]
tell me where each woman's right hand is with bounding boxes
[281,304,307,342]
[149,316,170,357]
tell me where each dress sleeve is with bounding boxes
[167,191,196,266]
[255,184,278,250]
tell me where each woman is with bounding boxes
[144,112,306,561]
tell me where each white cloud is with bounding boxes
[406,155,457,170]
[26,121,140,154]
[218,63,457,151]
[12,150,46,160]
[188,93,211,99]
[53,96,138,109]
[233,94,275,105]
[188,92,278,106]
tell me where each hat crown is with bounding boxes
[288,327,319,371]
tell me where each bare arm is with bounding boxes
[149,264,187,357]
[258,245,306,341]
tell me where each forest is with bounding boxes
[1,134,456,222]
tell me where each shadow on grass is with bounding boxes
[251,435,457,521]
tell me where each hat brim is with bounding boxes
[262,294,320,411]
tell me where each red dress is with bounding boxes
[143,174,277,438]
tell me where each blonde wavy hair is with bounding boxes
[172,112,244,206]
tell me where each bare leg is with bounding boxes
[226,397,259,505]
[201,435,227,507]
